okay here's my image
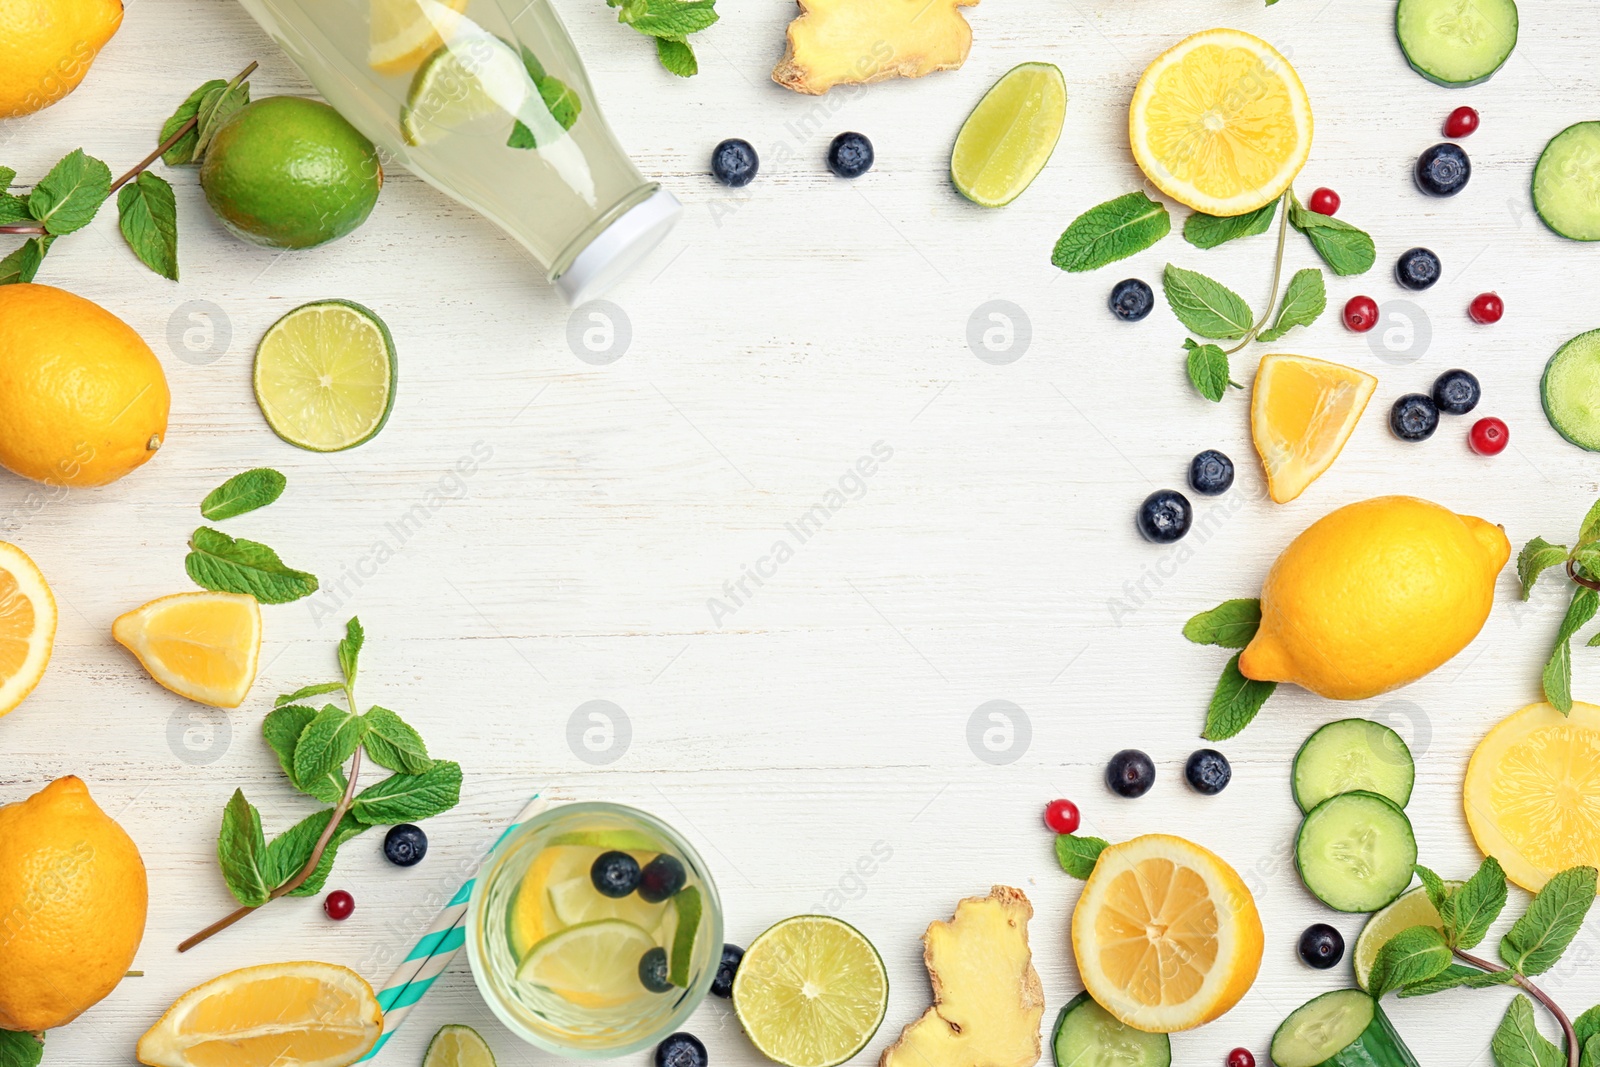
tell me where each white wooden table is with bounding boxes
[7,0,1600,1063]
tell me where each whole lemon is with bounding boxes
[0,776,148,1031]
[0,0,122,118]
[0,283,170,486]
[1239,495,1509,700]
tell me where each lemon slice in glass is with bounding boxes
[951,63,1066,208]
[401,34,529,146]
[548,876,667,931]
[516,919,656,1009]
[423,1025,496,1067]
[253,300,396,453]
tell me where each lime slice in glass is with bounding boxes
[548,875,666,931]
[516,919,656,1008]
[668,884,701,988]
[549,829,661,851]
[732,915,889,1067]
[423,1024,496,1067]
[401,34,528,146]
[950,62,1067,208]
[1353,881,1458,990]
[253,300,396,453]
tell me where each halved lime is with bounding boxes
[732,915,888,1067]
[951,62,1067,208]
[516,919,656,1008]
[548,875,666,931]
[401,34,527,146]
[1353,881,1458,990]
[423,1024,496,1067]
[253,300,396,452]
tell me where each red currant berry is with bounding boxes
[324,890,355,920]
[1043,799,1080,835]
[1308,187,1340,215]
[1470,417,1508,456]
[1227,1049,1256,1067]
[1469,292,1504,324]
[1343,295,1379,332]
[1445,106,1480,138]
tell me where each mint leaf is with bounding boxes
[1397,963,1513,997]
[1289,194,1376,276]
[1542,587,1597,713]
[0,236,51,285]
[1371,924,1452,997]
[201,468,285,521]
[351,760,463,825]
[507,47,582,148]
[1500,865,1598,975]
[1493,995,1565,1067]
[1577,547,1600,589]
[1055,833,1108,879]
[1574,1006,1600,1053]
[1452,855,1508,950]
[1413,863,1452,928]
[292,704,367,788]
[262,807,366,896]
[28,149,111,236]
[0,1030,43,1067]
[1202,652,1275,740]
[116,171,179,281]
[1183,599,1261,648]
[1183,201,1277,249]
[193,82,250,159]
[338,617,364,687]
[1051,192,1171,273]
[362,706,431,774]
[1184,339,1231,402]
[623,0,719,38]
[1164,265,1254,340]
[160,79,227,165]
[1520,537,1571,599]
[0,191,29,224]
[1579,498,1600,546]
[654,36,697,76]
[217,789,270,907]
[186,526,319,604]
[1257,267,1326,342]
[276,682,344,707]
[262,704,347,804]
[1585,1035,1600,1067]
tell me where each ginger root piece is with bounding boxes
[879,886,1044,1067]
[772,0,978,95]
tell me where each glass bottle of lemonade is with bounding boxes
[233,0,680,304]
[467,803,723,1056]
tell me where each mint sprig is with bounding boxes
[186,527,319,604]
[1051,191,1171,272]
[610,0,718,76]
[200,468,286,521]
[1519,500,1600,711]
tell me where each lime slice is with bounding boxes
[549,829,662,851]
[516,919,656,1008]
[668,884,702,988]
[951,62,1067,208]
[548,875,666,931]
[732,915,889,1067]
[1353,881,1458,990]
[401,34,528,146]
[423,1024,496,1067]
[253,300,396,453]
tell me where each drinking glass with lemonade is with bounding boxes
[467,803,723,1056]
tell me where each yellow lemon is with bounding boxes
[1251,354,1377,504]
[112,592,261,709]
[1464,701,1600,892]
[1240,496,1509,700]
[1129,28,1312,216]
[0,776,148,1031]
[1072,834,1262,1032]
[0,284,169,487]
[0,540,56,719]
[0,0,121,118]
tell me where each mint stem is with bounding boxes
[1222,189,1293,357]
[1454,947,1578,1067]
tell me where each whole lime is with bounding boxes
[199,96,382,249]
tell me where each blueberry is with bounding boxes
[638,854,687,903]
[639,946,673,993]
[1432,368,1481,415]
[1137,490,1192,543]
[1390,393,1440,441]
[1188,450,1234,496]
[1109,279,1154,322]
[827,132,874,178]
[655,1033,708,1067]
[1106,749,1155,798]
[711,943,744,998]
[591,850,641,898]
[1395,247,1441,291]
[1184,749,1231,795]
[383,824,427,867]
[711,139,758,188]
[1415,143,1471,197]
[1298,923,1345,969]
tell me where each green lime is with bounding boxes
[1352,881,1458,990]
[548,829,662,851]
[423,1025,496,1067]
[668,884,701,988]
[732,915,889,1067]
[515,919,656,1008]
[253,300,396,452]
[401,36,527,146]
[200,96,382,249]
[950,63,1067,208]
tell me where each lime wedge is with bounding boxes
[401,34,528,146]
[1353,881,1458,990]
[951,62,1067,208]
[548,875,666,931]
[423,1025,496,1067]
[668,884,702,988]
[253,300,396,453]
[732,915,889,1067]
[516,919,656,1008]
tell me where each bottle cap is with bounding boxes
[554,187,681,306]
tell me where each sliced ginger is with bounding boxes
[772,0,977,95]
[879,886,1044,1067]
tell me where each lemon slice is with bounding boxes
[951,63,1066,208]
[732,915,889,1067]
[113,592,261,709]
[1352,882,1457,991]
[1251,353,1376,504]
[401,35,528,146]
[516,919,656,1009]
[370,0,470,75]
[548,876,667,931]
[1130,28,1313,216]
[0,542,55,720]
[254,300,397,453]
[423,1025,496,1067]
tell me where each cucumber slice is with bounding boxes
[1292,719,1415,813]
[1295,791,1417,913]
[1271,990,1420,1067]
[1541,328,1600,451]
[1052,992,1171,1067]
[1395,0,1517,87]
[1535,123,1600,241]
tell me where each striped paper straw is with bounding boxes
[360,792,549,1061]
